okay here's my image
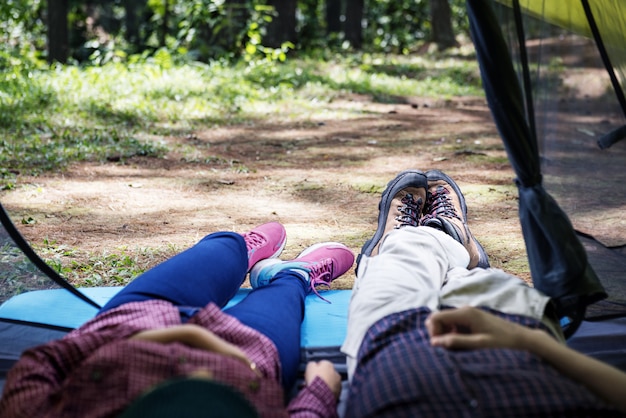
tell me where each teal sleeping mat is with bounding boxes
[0,287,351,348]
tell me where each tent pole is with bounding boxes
[512,0,537,143]
[580,0,626,120]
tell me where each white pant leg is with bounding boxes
[440,266,562,341]
[341,227,469,379]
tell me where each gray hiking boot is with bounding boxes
[359,170,427,265]
[421,170,490,269]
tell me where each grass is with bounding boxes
[34,238,181,287]
[1,48,484,286]
[0,234,180,300]
[0,50,482,190]
[0,241,45,301]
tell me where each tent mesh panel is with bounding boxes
[493,1,626,319]
[0,219,63,305]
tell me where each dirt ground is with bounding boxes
[2,94,532,288]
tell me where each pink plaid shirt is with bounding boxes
[0,300,337,418]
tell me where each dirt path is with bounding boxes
[2,95,530,288]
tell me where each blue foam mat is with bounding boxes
[0,287,350,348]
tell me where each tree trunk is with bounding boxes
[343,0,363,48]
[160,0,169,47]
[123,0,141,47]
[325,0,342,35]
[222,0,250,48]
[430,0,458,50]
[264,0,297,48]
[47,0,69,63]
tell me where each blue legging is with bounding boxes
[98,231,307,389]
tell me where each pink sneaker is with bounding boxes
[242,222,287,272]
[249,242,355,301]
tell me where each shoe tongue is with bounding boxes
[292,269,310,282]
[422,216,444,230]
[244,231,265,247]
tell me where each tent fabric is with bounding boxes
[496,0,626,116]
[466,0,609,333]
[578,235,626,319]
[496,0,626,54]
[0,287,117,330]
[488,0,626,319]
[0,203,99,309]
[490,0,626,250]
[566,316,626,372]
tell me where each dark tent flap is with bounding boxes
[466,0,608,327]
[467,0,540,185]
[518,183,607,316]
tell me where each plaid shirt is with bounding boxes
[346,307,622,417]
[0,300,337,418]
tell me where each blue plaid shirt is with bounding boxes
[346,307,621,417]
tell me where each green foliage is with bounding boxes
[1,0,471,64]
[365,0,430,53]
[0,41,483,286]
[0,48,480,191]
[0,0,481,288]
[0,0,46,61]
[105,0,280,62]
[0,237,55,301]
[0,242,40,293]
[0,62,169,187]
[364,0,469,53]
[37,239,175,286]
[296,0,326,50]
